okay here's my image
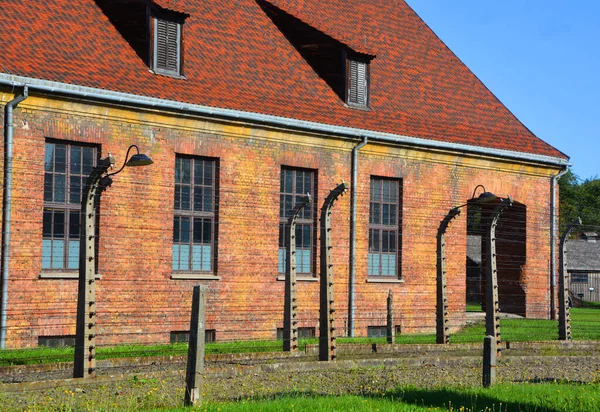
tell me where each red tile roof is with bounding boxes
[0,0,567,159]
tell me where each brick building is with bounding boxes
[1,0,568,348]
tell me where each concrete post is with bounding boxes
[74,156,114,379]
[436,207,460,344]
[558,218,581,340]
[185,285,207,407]
[283,195,311,352]
[482,335,497,387]
[484,199,512,358]
[386,290,395,344]
[319,182,347,362]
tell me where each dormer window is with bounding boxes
[346,55,370,109]
[153,17,182,76]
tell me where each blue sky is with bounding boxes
[406,0,599,181]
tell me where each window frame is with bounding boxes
[368,176,402,279]
[345,51,370,109]
[42,140,99,274]
[278,167,317,277]
[172,155,219,276]
[152,16,182,77]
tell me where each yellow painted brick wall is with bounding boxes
[1,95,559,347]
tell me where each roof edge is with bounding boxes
[0,73,569,168]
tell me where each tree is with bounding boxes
[559,170,600,234]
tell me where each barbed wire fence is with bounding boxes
[0,155,599,405]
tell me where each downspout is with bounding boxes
[1,86,28,349]
[549,166,568,320]
[348,136,368,337]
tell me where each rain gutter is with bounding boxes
[1,85,28,349]
[348,136,368,337]
[549,166,569,319]
[0,74,569,168]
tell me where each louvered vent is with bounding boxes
[155,18,180,74]
[348,59,368,107]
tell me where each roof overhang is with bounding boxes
[1,73,570,169]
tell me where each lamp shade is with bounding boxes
[476,191,497,203]
[125,153,154,167]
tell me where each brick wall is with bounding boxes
[2,96,557,348]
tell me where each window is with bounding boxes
[367,326,387,338]
[170,330,216,344]
[173,156,218,273]
[278,168,316,275]
[277,327,316,340]
[43,142,97,271]
[369,177,402,277]
[571,273,589,284]
[38,335,76,348]
[153,17,182,76]
[346,55,370,108]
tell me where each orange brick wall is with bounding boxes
[1,99,557,348]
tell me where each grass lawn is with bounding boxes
[1,308,598,366]
[169,382,600,412]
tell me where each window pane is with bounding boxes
[389,231,396,252]
[372,180,381,201]
[383,180,390,203]
[173,217,180,242]
[203,187,212,212]
[382,230,389,252]
[68,241,79,269]
[69,211,80,239]
[304,173,311,195]
[204,161,213,186]
[54,175,66,203]
[53,211,65,237]
[82,147,94,175]
[181,186,190,210]
[284,195,293,218]
[382,204,389,225]
[390,205,397,225]
[43,209,52,238]
[284,170,293,193]
[70,146,81,174]
[372,230,380,251]
[194,161,203,185]
[193,218,203,243]
[45,144,54,172]
[181,158,191,183]
[295,225,302,248]
[193,187,203,211]
[70,176,81,204]
[51,240,65,269]
[175,157,181,183]
[303,224,311,248]
[372,203,380,224]
[296,172,304,195]
[180,217,190,243]
[279,224,285,248]
[174,186,181,210]
[54,145,66,173]
[203,219,211,244]
[44,173,53,202]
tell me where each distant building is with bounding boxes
[567,233,600,303]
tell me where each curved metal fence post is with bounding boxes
[436,207,460,344]
[484,198,512,357]
[319,182,348,361]
[283,194,311,352]
[74,156,114,379]
[559,218,581,340]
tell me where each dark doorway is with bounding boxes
[466,200,527,316]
